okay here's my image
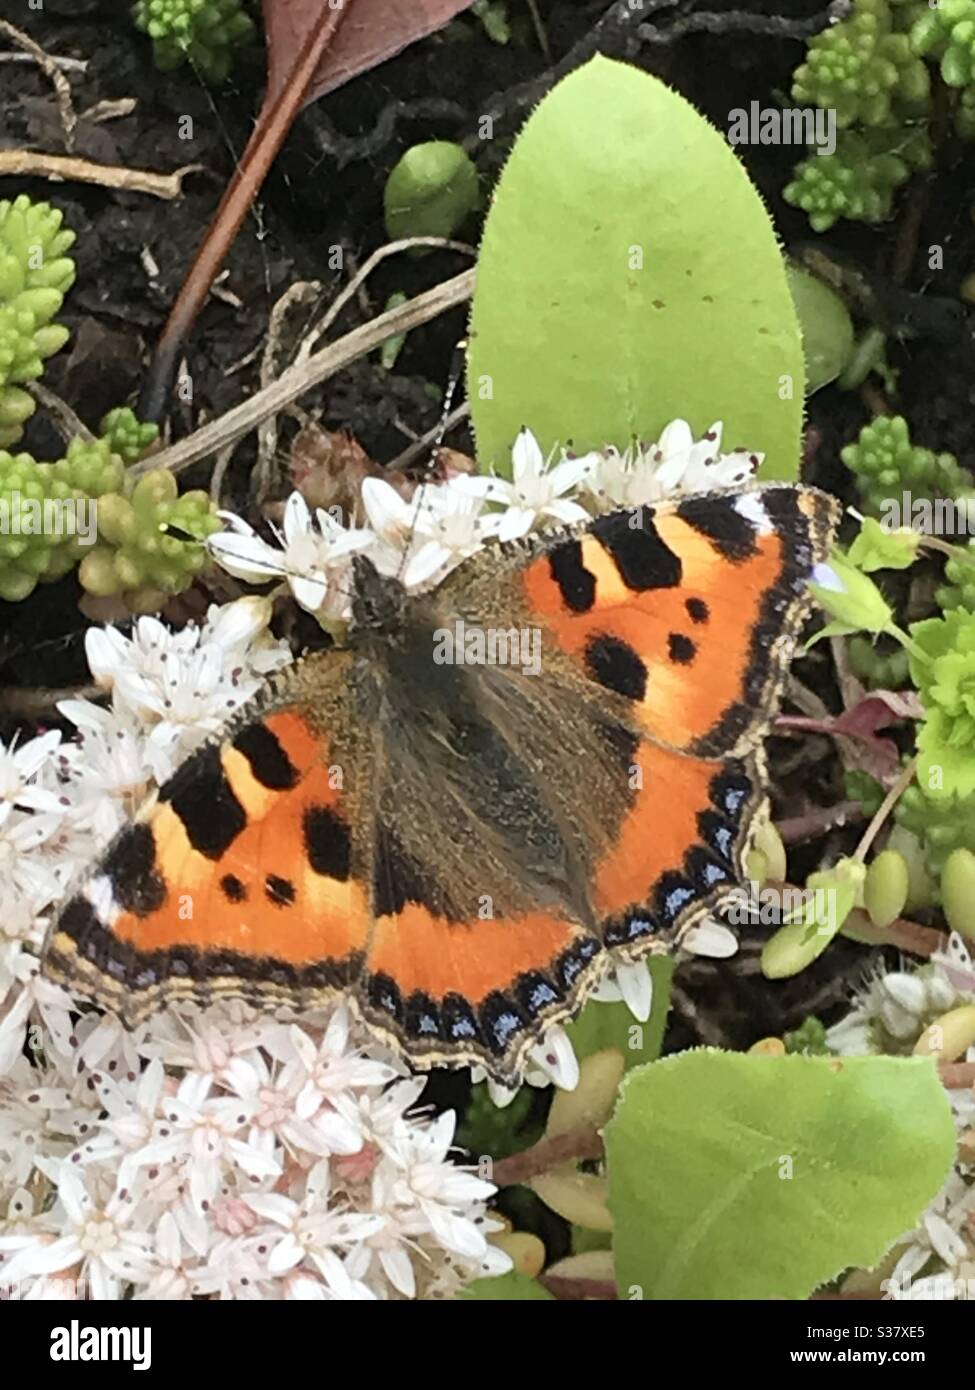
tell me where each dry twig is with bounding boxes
[131,269,476,478]
[0,150,203,199]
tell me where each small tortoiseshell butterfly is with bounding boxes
[44,484,839,1084]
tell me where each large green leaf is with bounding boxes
[468,56,803,478]
[605,1050,955,1301]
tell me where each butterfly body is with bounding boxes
[45,485,839,1083]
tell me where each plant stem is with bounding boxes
[886,623,929,666]
[853,757,918,863]
[489,1125,603,1187]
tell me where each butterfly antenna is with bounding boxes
[393,336,468,586]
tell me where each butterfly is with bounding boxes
[44,483,839,1084]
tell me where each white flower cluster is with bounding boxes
[0,608,511,1300]
[828,933,975,1300]
[209,420,761,622]
[0,419,754,1300]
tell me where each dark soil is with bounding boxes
[2,0,973,1055]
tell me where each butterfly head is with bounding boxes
[351,554,409,634]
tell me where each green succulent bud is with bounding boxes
[132,0,256,82]
[911,0,975,88]
[78,546,126,597]
[784,126,931,234]
[783,1016,830,1056]
[846,634,911,689]
[100,407,159,464]
[941,846,975,938]
[840,414,972,517]
[793,0,931,129]
[384,142,480,244]
[937,541,975,613]
[864,848,910,927]
[53,437,126,497]
[955,83,975,139]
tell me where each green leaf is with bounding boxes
[460,1270,554,1300]
[847,516,920,573]
[468,56,803,479]
[605,1050,955,1300]
[786,263,854,394]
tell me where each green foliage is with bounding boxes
[80,467,219,603]
[784,1017,830,1056]
[605,1050,955,1300]
[761,859,865,978]
[100,407,159,465]
[894,784,975,893]
[0,430,218,607]
[383,142,480,245]
[471,0,511,45]
[468,56,804,479]
[786,263,855,393]
[941,846,975,937]
[0,441,121,602]
[455,1083,540,1161]
[784,0,943,232]
[840,414,973,516]
[0,195,75,448]
[845,766,887,817]
[911,0,975,88]
[132,0,255,82]
[783,127,932,233]
[937,543,975,612]
[847,634,911,689]
[908,607,975,798]
[847,515,920,571]
[792,0,930,128]
[807,550,895,644]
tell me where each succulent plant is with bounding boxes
[132,0,255,82]
[0,196,75,448]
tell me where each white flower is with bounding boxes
[244,1160,383,1279]
[585,419,762,512]
[209,493,372,618]
[379,1109,497,1260]
[361,476,504,590]
[455,428,594,540]
[53,701,149,843]
[0,1160,153,1299]
[0,804,63,913]
[0,730,64,814]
